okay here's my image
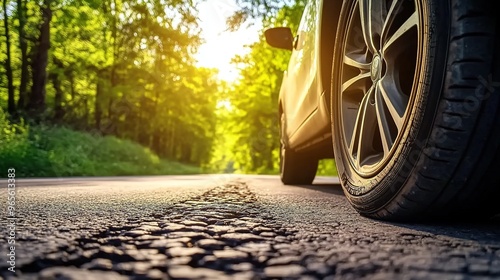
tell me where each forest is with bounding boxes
[0,0,333,177]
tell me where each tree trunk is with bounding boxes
[95,76,102,130]
[83,97,89,128]
[106,0,118,134]
[51,60,64,120]
[181,143,192,163]
[107,98,114,134]
[151,64,162,155]
[152,130,160,154]
[3,0,16,116]
[16,0,29,110]
[27,0,52,116]
[68,70,75,100]
[168,122,175,158]
[266,145,274,171]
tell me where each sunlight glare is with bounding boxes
[195,0,261,83]
[216,99,233,111]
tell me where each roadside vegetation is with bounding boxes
[1,0,218,174]
[0,109,200,177]
[208,1,340,176]
[0,0,336,177]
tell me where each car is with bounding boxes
[264,0,500,220]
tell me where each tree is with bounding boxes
[2,0,15,115]
[211,0,306,173]
[26,0,52,116]
[0,0,225,168]
[16,0,29,110]
[228,0,304,30]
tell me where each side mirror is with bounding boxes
[264,27,293,51]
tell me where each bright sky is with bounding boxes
[195,0,261,83]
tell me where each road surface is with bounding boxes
[1,175,499,279]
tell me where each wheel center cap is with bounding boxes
[371,56,382,81]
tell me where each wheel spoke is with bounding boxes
[382,11,418,57]
[378,78,407,130]
[359,0,385,52]
[356,92,378,166]
[374,84,394,155]
[344,52,371,71]
[348,93,369,165]
[342,72,371,92]
[381,0,404,41]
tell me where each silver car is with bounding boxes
[265,0,500,220]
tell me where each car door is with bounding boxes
[281,0,321,143]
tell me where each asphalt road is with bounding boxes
[1,175,499,279]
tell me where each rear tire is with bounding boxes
[331,0,500,220]
[280,145,318,185]
[280,113,318,185]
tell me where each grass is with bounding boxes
[0,110,200,178]
[317,159,338,176]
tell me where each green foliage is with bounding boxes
[317,159,338,176]
[209,1,338,176]
[211,1,317,174]
[0,108,200,177]
[1,0,338,176]
[1,0,219,168]
[227,0,306,30]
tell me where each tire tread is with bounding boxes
[374,0,500,220]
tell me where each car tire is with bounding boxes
[280,113,318,185]
[331,0,500,220]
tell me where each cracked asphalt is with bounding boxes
[1,175,500,279]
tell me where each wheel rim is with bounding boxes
[339,0,422,177]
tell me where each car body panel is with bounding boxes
[279,0,333,152]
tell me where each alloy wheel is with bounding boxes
[339,0,422,177]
